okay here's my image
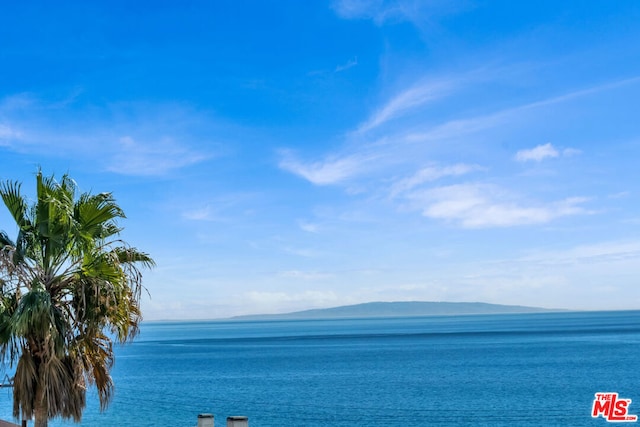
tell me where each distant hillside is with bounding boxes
[231,301,562,320]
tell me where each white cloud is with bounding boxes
[354,67,507,136]
[182,206,216,221]
[514,143,582,163]
[242,290,339,313]
[0,123,22,142]
[0,94,217,176]
[332,0,404,24]
[608,191,630,199]
[0,92,38,111]
[332,0,464,26]
[391,163,483,195]
[515,143,559,162]
[408,183,590,228]
[278,74,634,231]
[278,150,375,185]
[281,75,632,190]
[562,147,582,157]
[180,193,257,223]
[335,57,358,72]
[282,246,321,258]
[405,76,640,146]
[519,240,640,267]
[298,220,321,233]
[357,78,455,133]
[278,270,334,280]
[107,136,209,176]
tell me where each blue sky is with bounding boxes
[1,0,640,319]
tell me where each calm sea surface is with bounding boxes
[1,311,639,426]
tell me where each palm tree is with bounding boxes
[0,171,154,427]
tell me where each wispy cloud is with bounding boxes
[243,290,339,312]
[180,192,258,222]
[518,240,640,267]
[0,92,38,111]
[515,143,559,162]
[280,71,488,186]
[0,123,22,142]
[332,0,463,26]
[284,73,636,185]
[278,149,377,185]
[298,220,321,233]
[357,77,456,133]
[332,0,406,24]
[335,57,358,72]
[402,75,640,146]
[391,163,483,196]
[282,246,322,258]
[280,70,637,229]
[407,183,591,228]
[515,143,582,162]
[608,191,630,199]
[182,206,217,221]
[278,270,335,280]
[107,136,209,176]
[562,148,582,157]
[0,93,217,176]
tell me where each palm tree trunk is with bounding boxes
[33,382,48,427]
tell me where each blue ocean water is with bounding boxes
[1,311,639,426]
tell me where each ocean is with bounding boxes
[1,310,639,426]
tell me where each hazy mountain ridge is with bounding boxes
[231,301,562,320]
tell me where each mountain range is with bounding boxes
[231,301,562,320]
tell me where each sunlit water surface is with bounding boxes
[1,311,639,426]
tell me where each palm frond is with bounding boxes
[0,231,15,249]
[12,350,37,419]
[0,180,32,231]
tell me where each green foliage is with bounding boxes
[0,171,153,427]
